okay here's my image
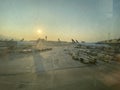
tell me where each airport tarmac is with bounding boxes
[0,45,120,90]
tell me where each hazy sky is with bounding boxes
[0,0,119,42]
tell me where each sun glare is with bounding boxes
[37,29,42,34]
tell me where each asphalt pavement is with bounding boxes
[0,46,120,90]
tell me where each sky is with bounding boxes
[0,0,119,42]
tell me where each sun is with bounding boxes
[37,29,42,34]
